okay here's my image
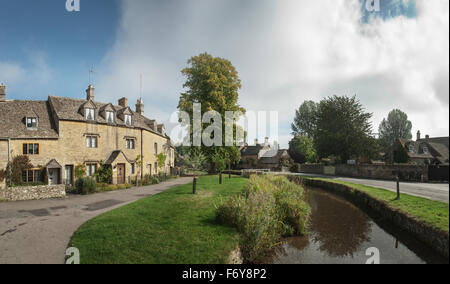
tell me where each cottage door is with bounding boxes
[48,169,59,185]
[117,164,125,184]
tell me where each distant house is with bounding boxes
[239,137,292,170]
[391,131,449,165]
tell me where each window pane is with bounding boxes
[28,144,33,154]
[93,137,97,148]
[28,170,33,182]
[23,144,27,155]
[34,170,40,182]
[86,137,91,147]
[34,144,39,155]
[22,171,27,182]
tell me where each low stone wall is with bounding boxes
[335,164,428,182]
[291,177,449,259]
[298,164,324,174]
[0,184,66,201]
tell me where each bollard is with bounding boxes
[219,173,222,184]
[396,175,400,200]
[193,177,197,194]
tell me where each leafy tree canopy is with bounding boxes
[288,135,317,164]
[314,95,374,163]
[378,109,413,148]
[291,100,318,138]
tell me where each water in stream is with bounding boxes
[263,187,448,264]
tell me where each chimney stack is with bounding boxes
[425,135,430,141]
[0,84,5,102]
[86,85,95,101]
[416,130,421,141]
[136,98,144,115]
[118,97,128,108]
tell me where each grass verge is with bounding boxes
[310,178,449,232]
[69,175,248,264]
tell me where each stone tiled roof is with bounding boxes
[0,100,59,139]
[259,149,290,164]
[399,137,449,164]
[48,96,168,138]
[241,144,263,156]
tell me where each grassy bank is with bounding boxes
[217,175,310,262]
[70,175,248,264]
[308,178,449,232]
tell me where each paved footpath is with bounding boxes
[0,177,192,264]
[272,172,449,204]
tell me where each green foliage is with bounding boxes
[314,95,374,163]
[156,153,167,172]
[212,152,227,173]
[183,149,208,176]
[289,135,317,163]
[394,146,410,163]
[94,162,112,184]
[75,177,97,195]
[0,155,33,186]
[379,109,413,148]
[291,100,318,137]
[75,164,86,179]
[216,175,310,263]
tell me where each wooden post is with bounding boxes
[396,175,400,200]
[193,177,197,194]
[219,172,222,184]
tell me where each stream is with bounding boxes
[263,187,448,264]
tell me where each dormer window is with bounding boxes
[26,117,38,129]
[106,111,115,123]
[125,114,132,126]
[423,146,429,154]
[408,144,414,153]
[86,108,95,120]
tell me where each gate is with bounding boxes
[428,165,449,182]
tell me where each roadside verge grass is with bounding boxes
[70,175,248,264]
[310,178,449,232]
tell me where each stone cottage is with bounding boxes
[0,84,175,190]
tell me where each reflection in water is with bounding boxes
[307,190,372,257]
[261,188,448,264]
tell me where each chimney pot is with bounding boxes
[136,99,144,115]
[0,84,5,102]
[119,97,128,108]
[86,85,95,101]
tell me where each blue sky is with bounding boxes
[0,0,448,147]
[0,0,119,98]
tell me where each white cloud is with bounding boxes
[96,0,449,147]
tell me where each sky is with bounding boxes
[0,0,448,148]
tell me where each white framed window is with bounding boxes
[423,146,429,154]
[408,144,414,153]
[86,136,98,148]
[26,117,38,129]
[106,111,115,123]
[86,108,95,120]
[125,114,132,126]
[126,139,135,149]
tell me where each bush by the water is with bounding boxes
[216,175,310,262]
[75,177,97,195]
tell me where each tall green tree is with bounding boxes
[378,109,412,148]
[288,136,317,163]
[314,95,374,163]
[291,101,318,137]
[178,53,246,170]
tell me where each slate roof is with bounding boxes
[399,137,449,164]
[0,100,59,139]
[241,144,263,156]
[259,149,290,164]
[0,95,170,140]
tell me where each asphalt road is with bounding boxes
[286,173,449,204]
[0,177,193,264]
